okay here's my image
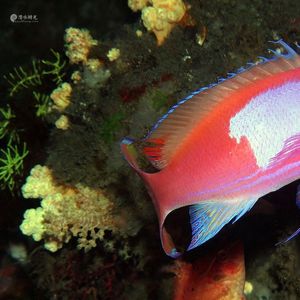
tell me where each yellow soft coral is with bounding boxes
[20,165,117,252]
[65,27,98,64]
[50,82,72,111]
[21,164,59,198]
[128,0,149,12]
[20,207,45,242]
[55,115,69,130]
[128,0,187,45]
[106,48,121,62]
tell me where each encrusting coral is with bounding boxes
[106,48,121,62]
[20,165,118,252]
[55,115,69,130]
[128,0,187,45]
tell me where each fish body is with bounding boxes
[121,40,300,257]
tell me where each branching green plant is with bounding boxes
[0,105,15,139]
[4,49,66,97]
[33,91,52,117]
[0,142,29,191]
[4,61,42,96]
[0,106,19,144]
[1,49,67,192]
[42,49,66,84]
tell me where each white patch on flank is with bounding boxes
[229,81,300,168]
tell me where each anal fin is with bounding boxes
[188,197,258,251]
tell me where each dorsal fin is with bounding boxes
[143,40,300,169]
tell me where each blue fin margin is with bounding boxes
[188,197,258,251]
[276,183,300,245]
[296,183,300,209]
[146,39,299,139]
[276,228,300,246]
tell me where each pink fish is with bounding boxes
[121,40,300,257]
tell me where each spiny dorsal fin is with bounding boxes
[143,41,300,170]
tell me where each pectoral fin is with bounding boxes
[276,227,300,245]
[188,197,258,251]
